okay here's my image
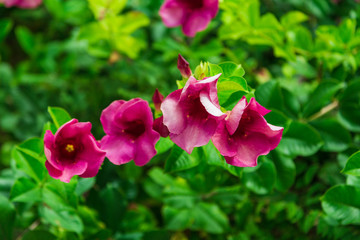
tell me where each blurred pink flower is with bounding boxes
[159,0,219,37]
[212,97,283,167]
[1,0,42,8]
[44,119,106,183]
[161,74,225,153]
[100,98,160,166]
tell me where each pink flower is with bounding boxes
[212,97,283,167]
[159,0,219,37]
[152,88,164,113]
[1,0,42,8]
[100,98,160,166]
[161,74,225,153]
[44,119,106,183]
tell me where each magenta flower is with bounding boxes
[161,74,225,153]
[159,0,219,37]
[44,119,106,183]
[212,97,283,167]
[1,0,42,8]
[100,98,160,166]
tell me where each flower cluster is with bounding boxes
[44,55,283,183]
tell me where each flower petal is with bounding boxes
[225,132,272,167]
[247,97,271,116]
[161,89,186,134]
[182,10,212,37]
[100,100,126,134]
[133,131,160,166]
[101,135,135,165]
[200,91,225,117]
[225,96,247,135]
[159,1,187,27]
[170,117,218,154]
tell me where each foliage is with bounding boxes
[1,0,360,239]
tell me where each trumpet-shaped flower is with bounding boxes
[159,0,219,37]
[161,74,225,153]
[212,97,283,167]
[44,119,106,183]
[100,98,160,166]
[1,0,42,8]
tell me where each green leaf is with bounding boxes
[281,11,309,28]
[15,26,36,56]
[88,0,127,19]
[321,185,360,225]
[75,178,95,196]
[191,202,229,234]
[311,119,351,152]
[0,195,15,240]
[303,80,344,118]
[163,207,192,231]
[204,142,242,177]
[338,102,360,132]
[218,62,245,78]
[42,179,78,212]
[242,159,276,195]
[48,107,72,129]
[12,138,46,182]
[0,19,13,42]
[255,81,284,111]
[10,177,41,203]
[270,151,296,192]
[164,145,201,173]
[342,151,360,176]
[39,206,84,233]
[277,121,323,157]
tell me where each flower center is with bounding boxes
[124,120,146,139]
[65,144,75,153]
[183,0,203,9]
[59,141,79,160]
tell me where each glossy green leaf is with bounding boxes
[204,142,242,177]
[243,159,276,195]
[48,106,72,129]
[0,195,15,240]
[255,81,284,111]
[342,151,360,176]
[321,185,360,225]
[277,121,323,157]
[191,202,229,234]
[270,151,296,192]
[164,145,201,173]
[311,119,351,152]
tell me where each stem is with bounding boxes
[308,100,339,122]
[16,220,40,240]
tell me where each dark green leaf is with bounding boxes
[243,159,276,195]
[10,177,41,203]
[311,119,351,152]
[321,185,360,225]
[164,145,201,173]
[277,121,323,157]
[342,151,360,176]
